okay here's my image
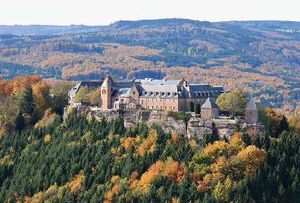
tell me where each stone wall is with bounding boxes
[69,106,264,140]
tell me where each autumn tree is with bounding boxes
[74,87,91,104]
[32,81,51,118]
[216,90,247,116]
[90,89,101,106]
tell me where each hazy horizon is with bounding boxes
[1,18,300,27]
[0,0,300,26]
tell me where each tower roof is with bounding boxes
[201,98,219,109]
[246,99,257,110]
[101,74,113,88]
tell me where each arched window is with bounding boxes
[102,89,106,95]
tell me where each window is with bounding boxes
[102,89,106,94]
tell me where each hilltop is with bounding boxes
[0,19,300,113]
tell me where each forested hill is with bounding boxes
[0,19,300,113]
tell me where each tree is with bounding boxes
[51,81,74,115]
[90,89,101,106]
[32,81,51,118]
[279,116,289,134]
[212,177,233,202]
[189,102,195,112]
[195,104,201,115]
[18,86,35,115]
[74,87,91,104]
[15,113,25,131]
[216,90,247,116]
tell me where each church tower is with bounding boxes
[101,74,113,110]
[245,98,258,124]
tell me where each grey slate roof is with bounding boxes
[201,98,219,109]
[68,77,225,100]
[117,88,132,97]
[138,78,182,86]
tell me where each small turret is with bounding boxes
[201,98,219,119]
[245,98,258,124]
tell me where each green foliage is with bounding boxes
[0,103,299,202]
[18,86,35,115]
[189,102,195,112]
[74,87,92,105]
[167,111,191,124]
[216,90,247,116]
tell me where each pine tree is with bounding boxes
[15,112,25,131]
[18,86,35,115]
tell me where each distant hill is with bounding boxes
[0,19,300,113]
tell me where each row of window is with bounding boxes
[145,105,177,111]
[193,91,215,97]
[142,91,178,97]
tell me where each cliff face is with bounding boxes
[73,108,264,139]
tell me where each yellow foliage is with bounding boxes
[32,81,51,117]
[0,155,14,166]
[212,177,233,202]
[43,134,52,144]
[111,175,120,184]
[137,129,157,156]
[203,141,231,159]
[236,145,267,174]
[210,156,228,181]
[121,137,136,150]
[229,132,245,150]
[68,170,85,193]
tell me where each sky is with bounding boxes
[0,0,300,25]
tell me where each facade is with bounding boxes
[201,98,219,119]
[69,75,225,113]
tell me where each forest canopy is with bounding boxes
[0,75,300,202]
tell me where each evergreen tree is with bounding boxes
[15,112,25,131]
[18,86,35,115]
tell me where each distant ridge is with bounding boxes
[1,18,300,36]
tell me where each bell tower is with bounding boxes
[101,74,113,110]
[245,98,258,124]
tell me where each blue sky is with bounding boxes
[1,0,300,25]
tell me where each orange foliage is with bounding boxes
[105,184,121,203]
[121,137,136,151]
[32,81,51,115]
[133,157,187,194]
[0,75,41,97]
[137,129,157,156]
[164,157,187,184]
[171,131,180,144]
[68,171,85,193]
[12,75,41,95]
